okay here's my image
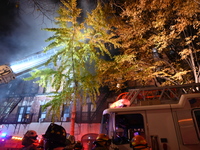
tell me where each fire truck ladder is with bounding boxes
[118,83,200,105]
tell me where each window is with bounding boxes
[193,108,200,139]
[39,106,47,122]
[82,103,96,112]
[82,104,88,112]
[101,114,110,135]
[113,113,145,145]
[17,106,31,123]
[61,105,70,122]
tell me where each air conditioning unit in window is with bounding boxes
[39,118,44,123]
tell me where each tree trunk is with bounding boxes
[70,100,76,136]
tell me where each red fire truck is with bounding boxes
[101,85,200,150]
[0,133,23,150]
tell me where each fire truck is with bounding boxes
[0,133,23,150]
[100,84,200,150]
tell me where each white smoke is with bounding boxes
[0,0,59,65]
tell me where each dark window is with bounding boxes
[193,108,200,138]
[38,106,47,122]
[101,114,110,135]
[113,113,145,145]
[61,105,70,122]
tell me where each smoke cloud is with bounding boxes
[0,0,59,65]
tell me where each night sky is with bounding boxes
[0,0,59,65]
[0,0,99,66]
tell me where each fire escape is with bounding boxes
[0,49,57,133]
[0,49,111,130]
[75,87,111,123]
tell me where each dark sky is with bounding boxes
[0,0,98,66]
[0,0,59,65]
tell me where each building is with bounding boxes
[0,50,117,149]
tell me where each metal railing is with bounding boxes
[117,83,200,105]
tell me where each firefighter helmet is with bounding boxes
[96,133,110,141]
[44,123,67,146]
[131,135,147,148]
[24,130,37,138]
[22,130,38,147]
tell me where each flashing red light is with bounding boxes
[110,99,130,108]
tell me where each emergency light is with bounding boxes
[1,132,7,137]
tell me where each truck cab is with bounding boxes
[101,92,200,150]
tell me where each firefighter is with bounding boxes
[21,130,39,150]
[92,133,111,150]
[65,135,76,150]
[113,127,129,145]
[73,141,83,150]
[131,135,149,150]
[43,123,67,150]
